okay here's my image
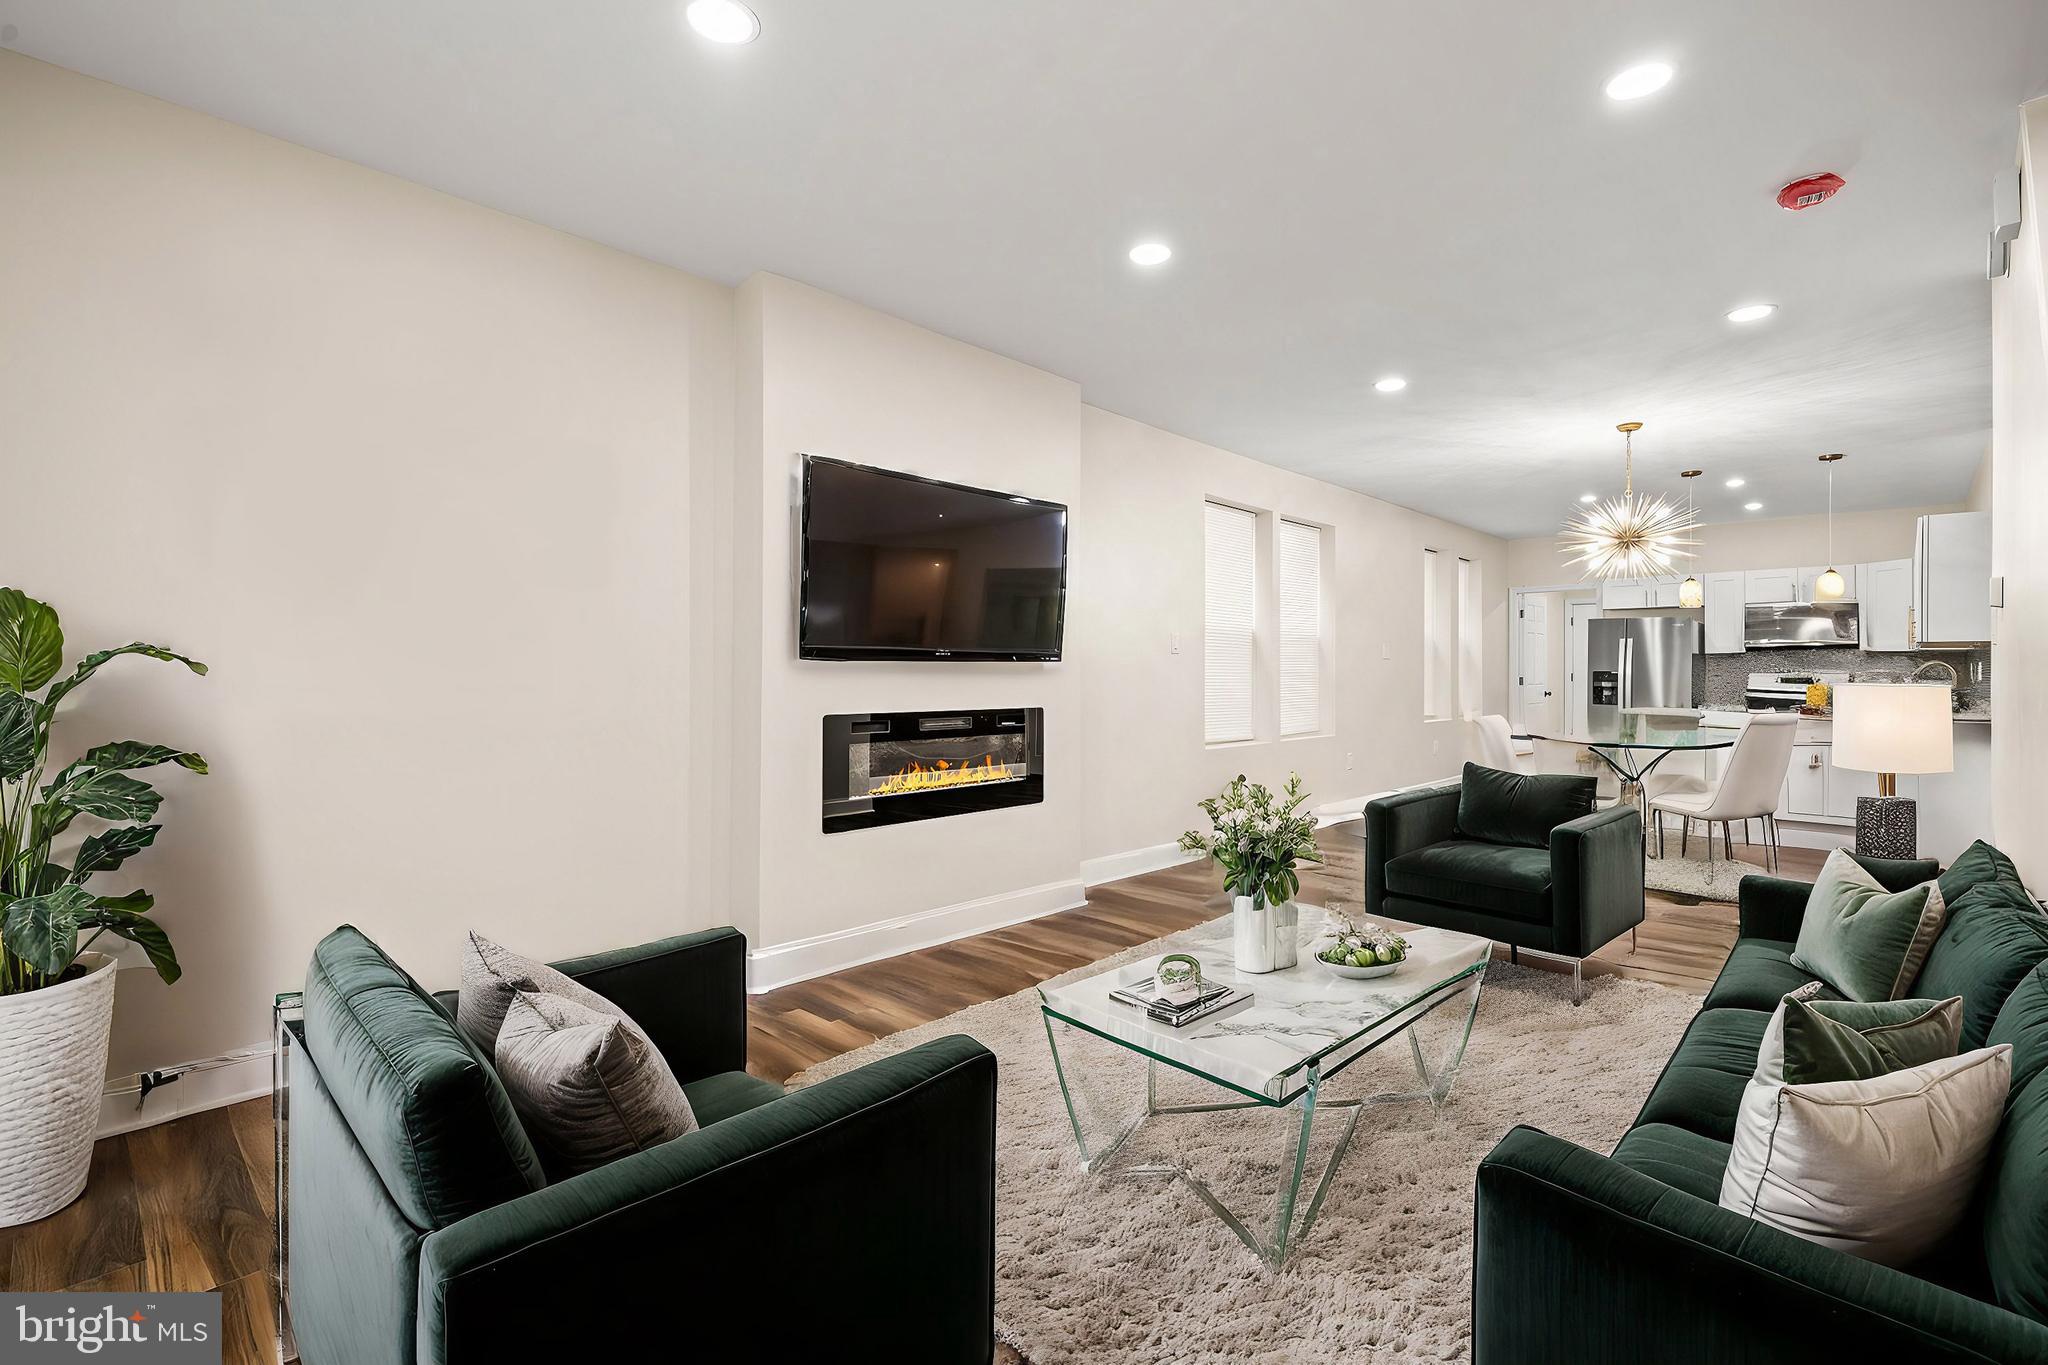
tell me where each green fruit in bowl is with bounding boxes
[1375,945,1399,964]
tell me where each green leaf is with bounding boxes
[72,825,161,881]
[0,590,63,695]
[44,643,207,709]
[81,904,178,984]
[0,691,39,781]
[2,884,93,976]
[89,889,154,913]
[82,742,207,777]
[48,771,161,823]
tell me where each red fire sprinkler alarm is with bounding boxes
[1777,173,1845,211]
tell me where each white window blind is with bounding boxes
[1457,557,1481,720]
[1204,502,1257,744]
[1279,519,1323,736]
[1422,548,1440,719]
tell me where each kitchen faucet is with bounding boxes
[1910,659,1961,687]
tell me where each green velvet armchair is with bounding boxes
[1365,767,1644,1003]
[286,924,997,1365]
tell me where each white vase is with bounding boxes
[0,952,118,1227]
[1232,897,1299,974]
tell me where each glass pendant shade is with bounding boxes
[1815,455,1847,600]
[1815,567,1847,600]
[1679,575,1705,608]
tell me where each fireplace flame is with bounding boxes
[869,752,1024,798]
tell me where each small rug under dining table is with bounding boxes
[792,916,1704,1365]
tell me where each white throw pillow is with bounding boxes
[1720,1040,2011,1266]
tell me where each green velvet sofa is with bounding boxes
[1474,847,2048,1364]
[287,924,998,1365]
[1365,769,1644,1003]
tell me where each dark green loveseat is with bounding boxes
[287,924,998,1365]
[1474,846,2048,1363]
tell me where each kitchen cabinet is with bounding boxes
[1600,579,1651,610]
[1913,512,1991,646]
[1778,732,1918,824]
[1744,569,1799,604]
[1796,564,1857,603]
[1650,575,1688,608]
[1861,558,1913,652]
[1704,571,1746,654]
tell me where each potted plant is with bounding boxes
[1178,773,1322,973]
[0,588,206,1226]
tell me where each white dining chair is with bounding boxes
[1647,713,1799,871]
[1474,715,1537,774]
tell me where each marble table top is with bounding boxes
[1039,906,1490,1103]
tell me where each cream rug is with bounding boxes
[1644,841,1756,901]
[793,920,1703,1365]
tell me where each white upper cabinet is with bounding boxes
[1600,579,1651,610]
[1913,512,1991,645]
[1743,569,1799,604]
[1704,571,1746,653]
[1861,558,1913,652]
[1795,564,1858,602]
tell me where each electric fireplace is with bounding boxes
[822,708,1044,833]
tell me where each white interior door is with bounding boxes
[1518,596,1553,732]
[1566,598,1599,735]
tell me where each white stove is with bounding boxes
[1743,670,1851,712]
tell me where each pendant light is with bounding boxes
[1559,422,1700,579]
[1678,469,1705,607]
[1815,453,1847,600]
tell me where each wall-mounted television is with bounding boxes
[798,456,1068,661]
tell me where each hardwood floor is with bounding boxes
[0,827,1818,1365]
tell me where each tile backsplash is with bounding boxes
[1699,647,1991,709]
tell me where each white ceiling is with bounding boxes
[6,0,2044,537]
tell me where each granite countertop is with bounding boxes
[1700,705,1992,725]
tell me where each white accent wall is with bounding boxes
[1,52,1510,1098]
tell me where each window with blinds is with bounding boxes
[1422,548,1442,718]
[1278,519,1323,736]
[1457,556,1481,720]
[1203,501,1257,744]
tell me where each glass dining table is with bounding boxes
[1514,713,1736,853]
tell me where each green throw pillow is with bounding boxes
[1778,991,1962,1084]
[1939,839,2026,908]
[1791,848,1949,1001]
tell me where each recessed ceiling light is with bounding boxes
[1744,501,1764,512]
[1128,242,1172,266]
[1374,376,1408,393]
[1604,61,1674,101]
[685,0,760,44]
[1726,303,1776,323]
[1724,476,1746,488]
[1579,493,1599,503]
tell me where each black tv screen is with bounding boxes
[799,457,1068,661]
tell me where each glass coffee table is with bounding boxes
[1037,908,1489,1267]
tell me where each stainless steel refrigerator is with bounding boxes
[1584,617,1699,730]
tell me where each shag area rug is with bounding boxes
[1644,841,1755,901]
[793,919,1704,1365]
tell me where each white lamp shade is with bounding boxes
[1832,684,1954,775]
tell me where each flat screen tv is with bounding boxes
[799,456,1068,661]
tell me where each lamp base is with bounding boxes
[1854,796,1918,860]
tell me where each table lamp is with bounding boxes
[1830,684,1953,858]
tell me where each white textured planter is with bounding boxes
[0,952,117,1227]
[1231,897,1300,974]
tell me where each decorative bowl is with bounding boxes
[1318,956,1401,980]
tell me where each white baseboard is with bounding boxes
[1769,822,1854,853]
[95,1050,273,1139]
[747,878,1087,993]
[1079,842,1198,887]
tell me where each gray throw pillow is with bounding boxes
[457,930,628,1058]
[493,989,698,1174]
[1790,849,1948,1002]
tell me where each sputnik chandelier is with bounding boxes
[1559,421,1699,580]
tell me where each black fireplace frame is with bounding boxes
[822,708,1045,833]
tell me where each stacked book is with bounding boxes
[1109,974,1249,1028]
